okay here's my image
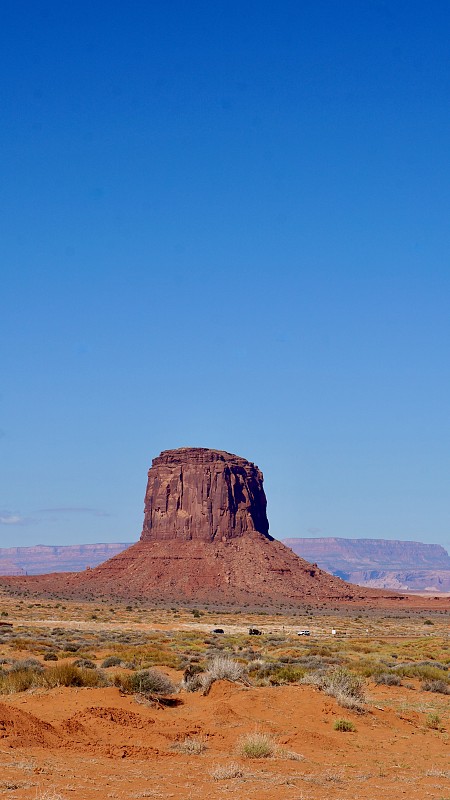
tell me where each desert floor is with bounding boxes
[0,591,448,800]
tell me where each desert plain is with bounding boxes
[0,590,449,800]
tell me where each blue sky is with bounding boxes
[1,1,450,551]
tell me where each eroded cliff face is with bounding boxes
[140,448,270,543]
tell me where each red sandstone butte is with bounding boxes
[0,447,410,607]
[141,448,270,543]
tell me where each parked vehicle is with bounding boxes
[211,628,224,634]
[297,629,310,636]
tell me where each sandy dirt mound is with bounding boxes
[0,702,61,748]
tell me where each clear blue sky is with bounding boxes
[1,1,450,551]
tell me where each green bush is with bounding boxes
[269,666,306,685]
[333,718,355,732]
[396,664,448,681]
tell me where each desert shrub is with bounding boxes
[182,674,203,692]
[200,655,244,694]
[73,659,96,669]
[425,713,442,730]
[333,718,355,732]
[205,655,243,681]
[354,660,385,679]
[61,643,80,653]
[237,732,276,759]
[9,658,43,673]
[395,663,448,681]
[211,762,243,781]
[116,668,176,696]
[421,679,450,694]
[318,667,366,711]
[101,656,122,668]
[171,736,207,754]
[181,663,205,692]
[246,660,279,685]
[268,665,306,685]
[43,652,58,662]
[44,663,107,688]
[265,635,287,645]
[374,673,402,686]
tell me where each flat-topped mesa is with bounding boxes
[140,447,270,543]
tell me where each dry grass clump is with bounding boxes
[171,736,207,755]
[200,655,244,694]
[206,655,244,681]
[237,731,276,759]
[0,669,37,694]
[0,660,108,693]
[115,668,176,697]
[276,748,304,761]
[211,762,244,780]
[425,768,450,778]
[44,663,108,688]
[306,666,366,711]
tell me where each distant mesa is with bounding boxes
[0,543,133,577]
[0,448,414,607]
[283,537,450,593]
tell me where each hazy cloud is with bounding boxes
[0,512,35,526]
[306,527,322,535]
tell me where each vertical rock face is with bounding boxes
[140,447,270,543]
